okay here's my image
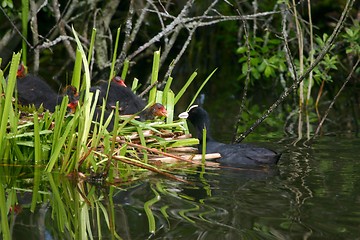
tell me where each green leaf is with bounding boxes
[236,46,247,54]
[251,68,260,80]
[242,63,248,75]
[264,65,274,78]
[258,61,266,72]
[345,28,354,37]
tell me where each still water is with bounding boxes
[6,135,360,239]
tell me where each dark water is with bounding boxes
[7,135,360,239]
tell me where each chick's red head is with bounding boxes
[112,76,127,87]
[151,103,168,117]
[17,63,28,78]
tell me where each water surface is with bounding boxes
[7,135,360,239]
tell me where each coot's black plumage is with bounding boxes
[17,74,58,111]
[187,106,281,167]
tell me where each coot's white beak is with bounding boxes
[178,105,198,119]
[178,111,189,119]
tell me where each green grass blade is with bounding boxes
[30,165,41,212]
[110,27,121,80]
[149,50,160,104]
[144,185,161,234]
[72,27,92,158]
[46,119,74,172]
[174,71,197,105]
[131,78,139,92]
[0,53,21,159]
[187,68,217,109]
[166,90,174,124]
[155,90,163,103]
[71,48,82,90]
[202,128,206,164]
[137,126,148,163]
[87,28,97,63]
[50,97,69,154]
[33,112,41,163]
[121,59,130,81]
[162,76,173,106]
[47,173,68,231]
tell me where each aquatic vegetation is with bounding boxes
[0,30,220,183]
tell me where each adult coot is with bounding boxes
[185,106,281,167]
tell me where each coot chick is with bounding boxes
[91,77,127,109]
[91,77,167,120]
[185,106,280,167]
[16,70,78,113]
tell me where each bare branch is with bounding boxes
[116,0,138,69]
[280,4,296,81]
[232,15,251,143]
[30,1,40,73]
[36,35,76,50]
[164,0,220,79]
[52,0,75,60]
[127,0,195,61]
[94,0,121,69]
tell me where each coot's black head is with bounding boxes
[187,106,211,139]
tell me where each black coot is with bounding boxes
[186,106,281,167]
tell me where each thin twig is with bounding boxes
[0,5,32,48]
[232,14,251,143]
[139,81,158,98]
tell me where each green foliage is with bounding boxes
[342,20,360,56]
[237,36,286,82]
[1,0,13,8]
[308,34,339,85]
